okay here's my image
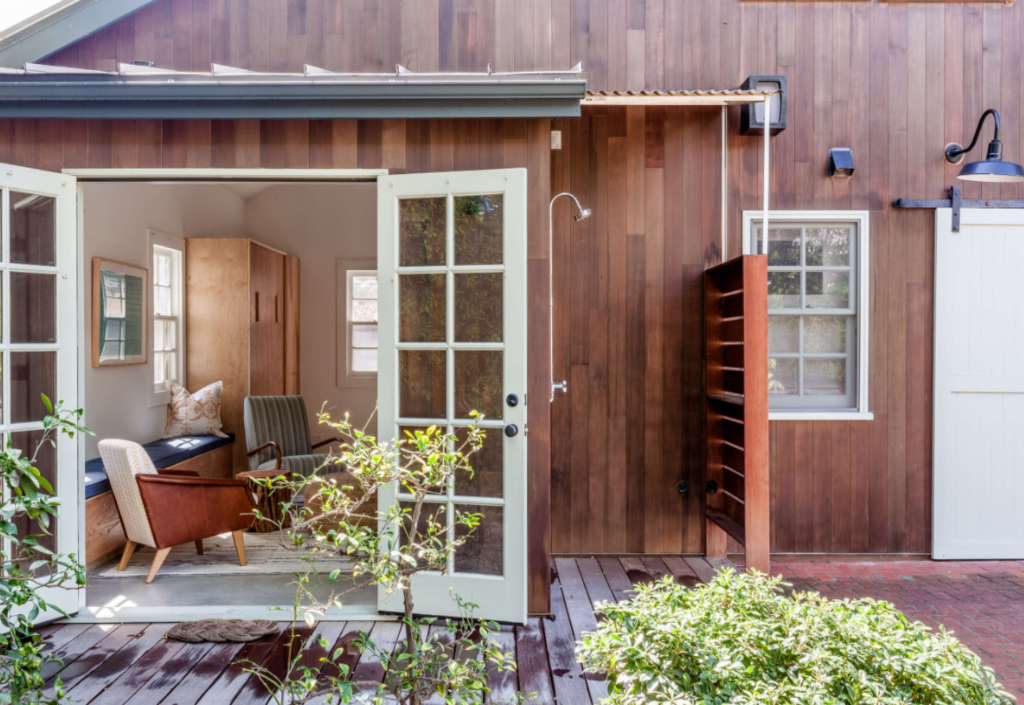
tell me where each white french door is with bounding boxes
[377,169,527,624]
[0,165,79,620]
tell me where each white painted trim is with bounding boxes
[742,209,871,419]
[63,168,386,180]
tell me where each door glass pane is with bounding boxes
[399,274,446,343]
[11,351,56,424]
[400,197,446,267]
[454,195,503,265]
[454,504,503,575]
[11,272,56,343]
[10,429,57,559]
[10,191,56,266]
[400,426,444,495]
[804,358,847,396]
[768,316,798,353]
[399,350,446,419]
[768,357,798,396]
[400,500,447,570]
[805,272,849,309]
[804,316,847,353]
[454,273,503,343]
[805,227,850,266]
[454,426,503,498]
[454,351,502,419]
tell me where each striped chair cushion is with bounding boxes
[243,396,314,472]
[98,439,158,548]
[257,454,330,478]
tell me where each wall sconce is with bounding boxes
[829,148,854,178]
[740,75,787,135]
[945,108,1024,182]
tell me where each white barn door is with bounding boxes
[934,208,1024,559]
[377,169,528,623]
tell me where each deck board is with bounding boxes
[44,557,724,704]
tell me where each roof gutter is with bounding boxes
[0,76,587,119]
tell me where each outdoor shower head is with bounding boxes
[574,208,592,221]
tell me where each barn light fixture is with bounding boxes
[945,109,1024,183]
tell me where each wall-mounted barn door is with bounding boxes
[0,165,79,622]
[704,255,770,574]
[377,169,528,624]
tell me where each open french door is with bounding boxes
[0,165,79,621]
[377,169,527,624]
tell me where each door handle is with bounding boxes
[504,424,519,438]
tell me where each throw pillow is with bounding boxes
[163,381,229,438]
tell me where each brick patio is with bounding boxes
[739,560,1024,700]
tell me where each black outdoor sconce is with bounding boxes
[945,108,1024,183]
[829,148,854,178]
[740,75,787,135]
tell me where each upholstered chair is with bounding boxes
[98,439,256,583]
[243,396,341,478]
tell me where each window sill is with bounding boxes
[769,411,874,422]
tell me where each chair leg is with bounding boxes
[117,541,138,572]
[232,530,247,567]
[195,539,204,555]
[145,547,172,584]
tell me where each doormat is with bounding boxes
[167,619,279,643]
[93,531,353,579]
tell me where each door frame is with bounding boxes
[64,167,387,622]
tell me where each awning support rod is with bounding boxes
[721,106,728,259]
[763,94,771,249]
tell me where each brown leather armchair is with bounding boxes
[98,439,256,583]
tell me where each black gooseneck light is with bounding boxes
[945,109,1024,183]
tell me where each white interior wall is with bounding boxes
[242,183,379,438]
[82,183,247,459]
[82,181,379,462]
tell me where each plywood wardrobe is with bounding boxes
[185,239,300,475]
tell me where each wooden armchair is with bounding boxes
[98,439,256,583]
[243,396,342,478]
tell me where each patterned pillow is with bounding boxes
[163,381,229,438]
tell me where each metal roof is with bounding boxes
[0,62,587,119]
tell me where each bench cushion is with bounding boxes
[84,433,235,499]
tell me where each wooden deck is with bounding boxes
[38,556,730,704]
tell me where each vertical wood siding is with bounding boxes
[24,0,1024,557]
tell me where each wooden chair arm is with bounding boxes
[156,468,200,477]
[246,441,281,471]
[311,437,345,451]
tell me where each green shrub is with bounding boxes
[577,570,1012,705]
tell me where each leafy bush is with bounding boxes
[577,570,1012,705]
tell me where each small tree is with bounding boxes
[244,409,524,705]
[0,397,91,705]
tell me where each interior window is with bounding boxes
[348,270,379,376]
[151,240,183,397]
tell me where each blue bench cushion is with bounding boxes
[84,433,235,499]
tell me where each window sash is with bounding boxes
[347,270,378,377]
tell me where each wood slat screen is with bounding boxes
[704,255,769,574]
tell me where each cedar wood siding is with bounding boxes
[9,0,1017,582]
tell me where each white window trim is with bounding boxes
[147,229,185,408]
[336,258,377,389]
[742,210,873,422]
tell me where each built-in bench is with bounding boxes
[85,434,236,568]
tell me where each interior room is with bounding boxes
[79,179,381,620]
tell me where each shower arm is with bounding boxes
[549,192,588,402]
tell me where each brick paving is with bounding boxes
[733,560,1024,699]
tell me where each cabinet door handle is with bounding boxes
[255,292,260,322]
[275,295,279,323]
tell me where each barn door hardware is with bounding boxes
[894,185,1024,233]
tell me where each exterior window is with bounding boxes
[743,211,871,420]
[347,270,378,376]
[148,230,184,407]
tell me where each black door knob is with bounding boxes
[506,393,519,407]
[677,481,689,494]
[504,424,519,438]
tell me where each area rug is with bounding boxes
[94,531,353,579]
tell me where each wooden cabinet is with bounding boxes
[186,239,300,475]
